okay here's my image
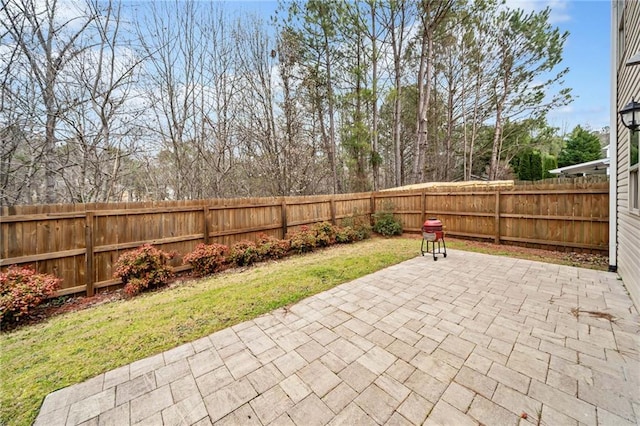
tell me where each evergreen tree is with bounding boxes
[512,149,543,181]
[558,126,602,167]
[542,155,558,178]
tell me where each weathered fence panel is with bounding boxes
[1,180,609,296]
[334,194,371,225]
[286,196,333,231]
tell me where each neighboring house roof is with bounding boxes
[549,158,610,176]
[379,180,514,192]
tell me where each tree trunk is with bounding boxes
[413,30,432,184]
[391,11,404,187]
[324,32,340,194]
[489,101,503,180]
[44,98,57,203]
[371,3,379,191]
[445,63,454,181]
[490,53,511,181]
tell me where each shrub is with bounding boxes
[373,211,403,237]
[287,225,317,254]
[114,244,174,296]
[340,214,372,240]
[1,265,61,324]
[335,226,358,244]
[228,240,260,266]
[183,243,229,276]
[256,233,290,260]
[311,222,337,247]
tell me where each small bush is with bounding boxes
[229,240,260,266]
[114,244,174,296]
[1,265,61,324]
[373,211,403,237]
[312,222,337,247]
[340,214,372,240]
[335,226,358,244]
[256,233,290,260]
[287,225,318,254]
[183,243,229,276]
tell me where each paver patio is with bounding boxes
[34,249,640,425]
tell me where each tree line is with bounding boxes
[1,0,588,206]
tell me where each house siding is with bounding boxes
[615,0,640,307]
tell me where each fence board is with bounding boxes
[0,180,609,296]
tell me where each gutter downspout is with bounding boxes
[609,0,618,273]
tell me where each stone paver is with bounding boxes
[34,249,640,425]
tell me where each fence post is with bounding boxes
[203,206,210,244]
[330,198,337,225]
[370,194,376,226]
[421,191,426,226]
[494,192,501,244]
[85,212,95,296]
[281,200,288,238]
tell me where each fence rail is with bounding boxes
[1,181,609,296]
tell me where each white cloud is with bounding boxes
[547,104,610,133]
[503,0,571,24]
[557,105,574,114]
[52,0,93,29]
[7,0,93,31]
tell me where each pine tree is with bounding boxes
[558,126,602,168]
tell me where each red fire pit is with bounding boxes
[421,218,447,260]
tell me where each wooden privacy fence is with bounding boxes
[1,181,609,296]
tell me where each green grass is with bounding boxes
[0,236,603,425]
[0,238,420,426]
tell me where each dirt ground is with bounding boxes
[3,237,609,332]
[445,237,609,270]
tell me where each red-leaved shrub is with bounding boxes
[286,225,317,254]
[113,244,174,296]
[183,243,229,276]
[311,222,338,247]
[256,233,290,260]
[1,265,61,324]
[228,240,260,266]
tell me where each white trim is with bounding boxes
[630,130,639,213]
[548,158,610,176]
[610,0,619,270]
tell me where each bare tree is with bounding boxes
[57,0,145,203]
[234,16,284,195]
[0,30,45,205]
[277,28,311,194]
[1,0,575,205]
[136,1,245,200]
[1,0,98,203]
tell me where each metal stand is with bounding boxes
[421,238,447,261]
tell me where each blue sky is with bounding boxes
[193,0,613,134]
[538,0,611,133]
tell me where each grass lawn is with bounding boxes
[0,238,422,426]
[0,236,606,425]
